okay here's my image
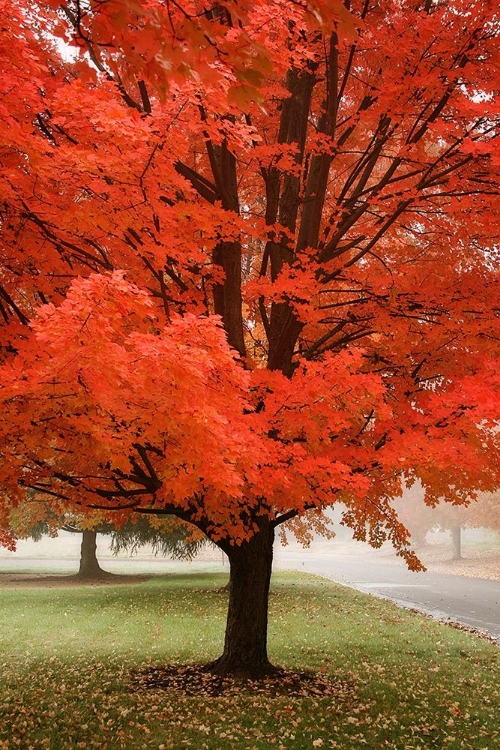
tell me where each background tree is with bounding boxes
[0,0,500,676]
[395,486,500,560]
[9,501,113,579]
[9,501,205,578]
[110,515,208,561]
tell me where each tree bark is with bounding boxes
[78,529,107,579]
[451,524,462,560]
[209,519,277,677]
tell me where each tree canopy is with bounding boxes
[1,0,499,674]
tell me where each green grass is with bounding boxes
[0,572,498,749]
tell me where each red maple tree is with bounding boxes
[1,0,500,675]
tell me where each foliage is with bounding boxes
[110,515,208,561]
[8,496,110,540]
[9,496,206,560]
[0,0,499,559]
[0,572,499,749]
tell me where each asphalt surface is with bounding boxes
[274,547,500,643]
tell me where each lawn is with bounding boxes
[0,571,498,749]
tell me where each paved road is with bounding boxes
[274,548,500,643]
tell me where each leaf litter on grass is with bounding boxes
[131,663,356,699]
[1,573,499,749]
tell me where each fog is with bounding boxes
[1,504,498,577]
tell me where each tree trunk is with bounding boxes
[209,519,277,678]
[78,529,106,579]
[451,524,462,560]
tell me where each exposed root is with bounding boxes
[206,656,281,680]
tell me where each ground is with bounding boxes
[0,532,498,709]
[0,572,150,587]
[1,570,498,749]
[415,544,500,581]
